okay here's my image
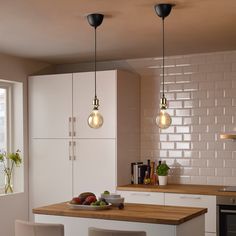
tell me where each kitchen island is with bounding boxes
[33,202,207,236]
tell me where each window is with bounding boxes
[0,87,8,190]
[0,80,23,194]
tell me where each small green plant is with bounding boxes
[157,163,170,176]
[0,150,22,193]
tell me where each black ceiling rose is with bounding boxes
[87,13,104,29]
[154,4,173,19]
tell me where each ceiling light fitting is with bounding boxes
[154,3,173,129]
[87,13,104,129]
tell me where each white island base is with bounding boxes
[35,214,205,236]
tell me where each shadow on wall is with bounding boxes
[168,159,182,183]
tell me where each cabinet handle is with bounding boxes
[68,117,72,136]
[73,117,76,137]
[69,141,72,160]
[179,196,201,200]
[220,209,236,214]
[130,193,151,197]
[73,141,76,160]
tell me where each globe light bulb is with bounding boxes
[88,108,103,129]
[156,109,171,129]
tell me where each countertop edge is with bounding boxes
[116,184,236,196]
[33,202,207,226]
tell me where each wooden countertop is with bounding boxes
[117,184,236,196]
[33,202,207,225]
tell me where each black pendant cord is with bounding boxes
[94,27,97,98]
[162,17,165,99]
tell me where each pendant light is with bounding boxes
[87,13,104,129]
[154,4,172,129]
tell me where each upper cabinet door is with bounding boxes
[73,71,116,138]
[28,74,73,138]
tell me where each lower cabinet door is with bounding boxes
[165,193,216,234]
[29,139,73,210]
[73,139,116,197]
[117,191,165,205]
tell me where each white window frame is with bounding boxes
[0,82,13,193]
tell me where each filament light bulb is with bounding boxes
[156,109,171,129]
[88,108,103,129]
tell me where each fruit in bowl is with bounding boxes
[70,192,97,205]
[70,197,82,205]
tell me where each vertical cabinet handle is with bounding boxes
[73,141,76,160]
[68,117,72,136]
[69,141,72,160]
[73,117,76,137]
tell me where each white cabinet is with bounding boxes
[29,73,73,138]
[29,139,73,208]
[73,71,116,139]
[165,193,216,235]
[29,70,140,216]
[117,191,164,205]
[73,139,116,196]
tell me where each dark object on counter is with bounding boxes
[138,164,147,184]
[118,203,124,209]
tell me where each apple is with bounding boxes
[70,197,81,205]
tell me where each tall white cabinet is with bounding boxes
[29,70,140,216]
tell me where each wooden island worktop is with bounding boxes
[33,202,207,236]
[33,202,207,225]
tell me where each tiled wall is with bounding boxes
[141,51,236,186]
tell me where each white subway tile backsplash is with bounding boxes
[224,160,236,168]
[207,176,223,185]
[192,159,207,167]
[168,134,182,141]
[141,51,236,185]
[200,150,216,159]
[191,141,207,150]
[171,117,183,125]
[176,92,191,100]
[169,101,183,108]
[175,109,191,117]
[215,81,232,89]
[183,134,200,142]
[206,54,224,63]
[199,99,215,108]
[206,72,224,81]
[216,168,232,177]
[216,98,232,107]
[207,159,224,168]
[176,126,190,133]
[200,168,215,176]
[168,150,183,158]
[161,142,175,150]
[176,142,190,150]
[183,150,199,158]
[190,176,207,184]
[207,142,224,150]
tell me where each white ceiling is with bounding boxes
[0,0,235,64]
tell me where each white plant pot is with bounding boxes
[158,175,168,186]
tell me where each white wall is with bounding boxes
[0,53,49,236]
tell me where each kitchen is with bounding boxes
[0,1,236,236]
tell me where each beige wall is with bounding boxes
[0,53,49,236]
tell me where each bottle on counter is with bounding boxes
[156,160,162,185]
[143,171,151,185]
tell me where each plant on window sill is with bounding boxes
[0,150,22,194]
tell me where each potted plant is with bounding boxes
[157,162,170,186]
[0,150,22,193]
